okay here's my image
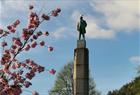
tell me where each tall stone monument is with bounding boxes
[74,16,89,95]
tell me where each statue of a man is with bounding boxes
[77,16,87,40]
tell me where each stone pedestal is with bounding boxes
[74,40,89,95]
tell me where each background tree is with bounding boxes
[107,76,140,95]
[136,65,140,76]
[49,62,100,95]
[107,62,140,95]
[0,5,61,95]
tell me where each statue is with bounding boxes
[77,16,87,40]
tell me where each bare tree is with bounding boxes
[49,62,100,95]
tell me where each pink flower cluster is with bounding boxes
[7,19,20,33]
[42,8,61,20]
[0,5,61,95]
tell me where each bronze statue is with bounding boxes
[77,16,87,40]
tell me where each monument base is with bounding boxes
[74,40,89,95]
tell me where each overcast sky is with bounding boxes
[0,0,140,95]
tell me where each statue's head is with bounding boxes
[80,15,83,20]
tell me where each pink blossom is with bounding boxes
[40,41,45,46]
[24,44,30,51]
[25,71,35,80]
[51,10,58,17]
[31,41,37,48]
[36,31,42,36]
[32,91,39,95]
[2,41,7,47]
[38,66,45,73]
[29,5,34,10]
[48,46,53,52]
[56,8,61,13]
[33,35,38,40]
[42,14,50,20]
[44,31,49,36]
[49,69,56,75]
[7,25,12,30]
[13,20,20,27]
[12,45,17,49]
[13,37,22,46]
[24,81,32,88]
